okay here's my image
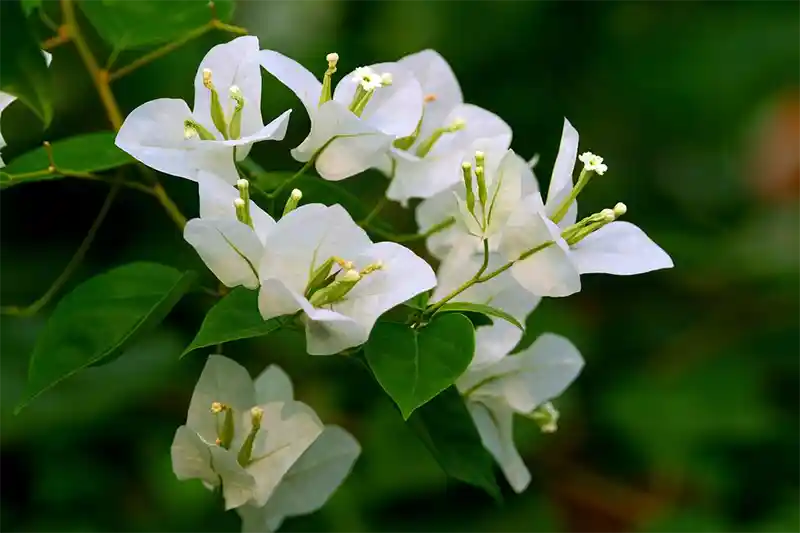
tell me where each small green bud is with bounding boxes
[282,188,303,217]
[475,165,487,210]
[462,161,476,214]
[530,402,559,433]
[237,406,264,466]
[308,269,361,307]
[234,198,250,227]
[211,401,235,449]
[305,257,336,297]
[415,118,466,158]
[184,119,216,141]
[203,68,229,140]
[228,85,244,140]
[235,180,253,228]
[319,53,339,107]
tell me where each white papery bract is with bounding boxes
[1,51,52,167]
[237,366,361,532]
[116,36,291,184]
[257,203,436,355]
[457,333,584,492]
[259,50,424,181]
[500,119,674,297]
[183,172,275,289]
[170,356,325,511]
[416,146,539,261]
[382,50,513,204]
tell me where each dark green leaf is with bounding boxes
[0,132,134,189]
[79,0,234,50]
[434,302,523,330]
[16,262,195,412]
[403,291,430,311]
[0,1,52,126]
[407,387,501,500]
[183,287,280,357]
[364,313,475,419]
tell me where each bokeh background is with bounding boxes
[1,1,798,532]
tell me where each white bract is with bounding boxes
[237,365,360,532]
[171,356,325,511]
[0,51,52,167]
[457,333,584,492]
[259,50,423,181]
[381,50,513,204]
[499,119,674,297]
[416,146,539,260]
[183,172,275,289]
[257,203,436,355]
[116,36,291,184]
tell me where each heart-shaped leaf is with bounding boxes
[365,313,475,419]
[17,262,195,412]
[407,386,501,500]
[183,287,280,357]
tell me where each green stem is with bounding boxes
[267,158,315,200]
[366,216,455,243]
[0,182,121,317]
[424,240,554,316]
[359,197,389,227]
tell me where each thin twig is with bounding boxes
[0,183,121,316]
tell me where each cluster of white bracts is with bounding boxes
[112,36,674,521]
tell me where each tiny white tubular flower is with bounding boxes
[1,51,52,167]
[384,50,513,204]
[170,356,326,511]
[432,241,541,368]
[416,145,539,261]
[499,119,674,297]
[257,203,436,355]
[183,172,276,289]
[116,36,292,184]
[457,333,584,492]
[237,365,361,532]
[578,151,607,175]
[258,50,423,181]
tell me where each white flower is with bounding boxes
[259,50,424,181]
[237,365,361,532]
[116,36,291,184]
[171,356,325,510]
[1,51,52,167]
[383,50,513,204]
[457,333,584,492]
[499,119,674,297]
[183,172,275,289]
[578,151,607,175]
[431,240,541,368]
[257,203,436,355]
[416,146,539,261]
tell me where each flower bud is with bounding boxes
[462,161,476,214]
[308,269,362,307]
[530,401,559,433]
[202,68,229,139]
[250,406,264,430]
[319,52,339,106]
[305,256,336,297]
[613,202,627,217]
[228,86,245,139]
[282,188,303,217]
[183,119,215,141]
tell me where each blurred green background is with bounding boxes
[1,1,798,532]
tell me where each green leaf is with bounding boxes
[16,262,196,412]
[0,0,52,126]
[0,132,134,189]
[79,0,234,50]
[407,387,501,500]
[364,313,475,419]
[183,287,281,357]
[434,302,523,330]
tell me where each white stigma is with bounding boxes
[290,189,303,201]
[578,151,607,175]
[380,72,393,86]
[600,208,616,221]
[326,52,339,63]
[613,202,627,216]
[229,85,243,98]
[236,178,248,189]
[341,269,361,282]
[233,198,246,208]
